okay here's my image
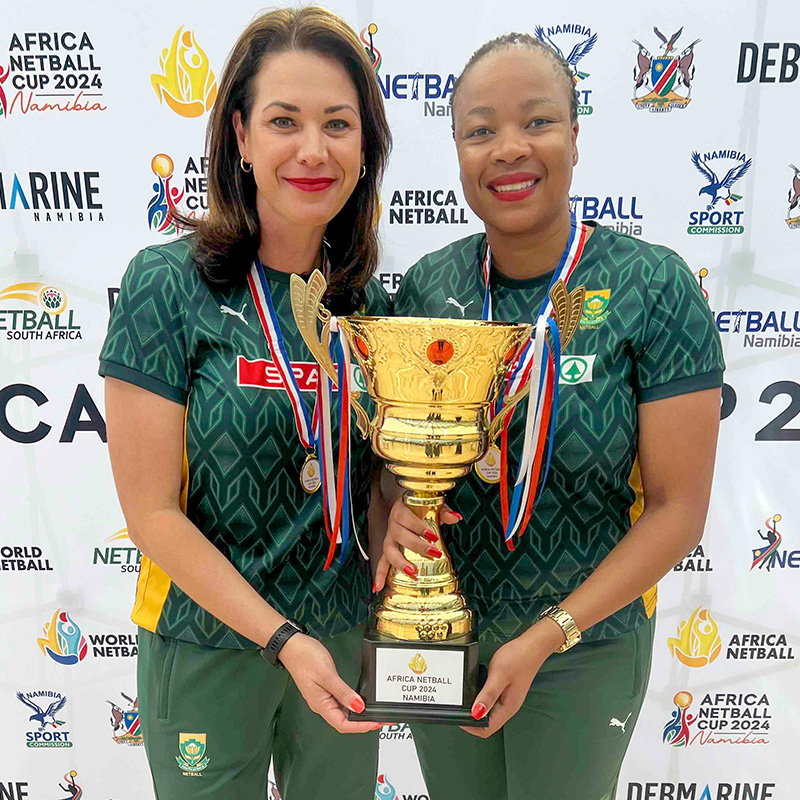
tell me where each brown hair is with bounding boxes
[451,33,579,131]
[179,6,391,314]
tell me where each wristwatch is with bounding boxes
[260,619,308,669]
[538,605,582,653]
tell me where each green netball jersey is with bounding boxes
[394,224,724,642]
[99,236,391,648]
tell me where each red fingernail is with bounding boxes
[427,547,443,558]
[350,697,366,714]
[471,703,487,720]
[422,530,438,544]
[452,512,463,522]
[372,582,378,593]
[402,564,417,577]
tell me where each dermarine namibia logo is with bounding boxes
[535,24,597,115]
[632,27,700,112]
[667,606,722,668]
[151,27,217,118]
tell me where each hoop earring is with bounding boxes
[359,165,366,179]
[241,157,253,173]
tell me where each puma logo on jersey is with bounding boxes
[220,303,249,325]
[609,713,632,733]
[445,297,475,316]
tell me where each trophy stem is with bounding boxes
[375,492,473,642]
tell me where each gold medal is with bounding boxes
[474,445,502,484]
[300,453,322,493]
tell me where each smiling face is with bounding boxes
[453,47,578,238]
[233,49,363,232]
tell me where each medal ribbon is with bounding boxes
[479,216,588,546]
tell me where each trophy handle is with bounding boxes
[487,280,585,444]
[289,271,372,439]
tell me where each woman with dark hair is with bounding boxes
[99,7,391,799]
[377,33,723,800]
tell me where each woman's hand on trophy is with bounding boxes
[278,634,383,734]
[460,623,564,738]
[372,498,462,592]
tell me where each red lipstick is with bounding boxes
[487,172,540,203]
[285,177,336,193]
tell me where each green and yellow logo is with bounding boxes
[176,732,209,776]
[580,289,611,327]
[0,282,82,341]
[559,355,596,385]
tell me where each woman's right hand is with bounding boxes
[372,498,462,592]
[278,633,382,733]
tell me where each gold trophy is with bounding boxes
[291,271,583,725]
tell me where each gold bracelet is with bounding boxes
[538,605,582,653]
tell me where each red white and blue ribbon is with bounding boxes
[480,216,589,547]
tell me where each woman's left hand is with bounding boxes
[460,621,564,738]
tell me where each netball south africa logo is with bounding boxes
[151,27,217,118]
[667,606,722,667]
[37,609,87,665]
[632,27,700,112]
[787,164,800,229]
[663,691,696,747]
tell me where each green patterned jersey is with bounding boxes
[99,236,391,648]
[394,224,724,642]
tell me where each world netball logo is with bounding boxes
[148,153,184,236]
[37,609,87,666]
[663,691,696,747]
[375,774,396,800]
[360,24,382,74]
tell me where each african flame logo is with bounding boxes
[408,653,427,674]
[360,24,381,73]
[662,691,696,747]
[148,153,184,235]
[0,283,67,314]
[375,774,396,800]
[151,27,217,118]
[37,609,88,666]
[667,606,722,668]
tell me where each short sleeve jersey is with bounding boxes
[393,224,724,642]
[99,237,392,648]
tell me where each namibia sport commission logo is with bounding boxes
[787,163,800,229]
[687,149,752,234]
[360,23,455,117]
[147,152,207,235]
[663,690,771,747]
[0,31,105,120]
[151,26,217,118]
[0,283,81,341]
[16,690,72,748]
[535,24,597,115]
[632,27,700,112]
[37,609,87,666]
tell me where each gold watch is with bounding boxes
[538,605,582,653]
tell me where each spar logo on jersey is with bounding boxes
[375,774,398,800]
[626,783,776,800]
[570,194,644,236]
[534,24,597,115]
[0,282,82,342]
[0,170,103,223]
[237,356,366,393]
[147,152,208,235]
[663,690,771,748]
[360,23,455,118]
[387,189,471,226]
[108,692,143,746]
[632,27,700,112]
[714,308,800,349]
[37,610,87,666]
[674,544,713,573]
[786,163,800,229]
[1,545,53,572]
[0,32,105,120]
[92,528,140,574]
[16,690,72,748]
[687,150,752,235]
[667,606,721,667]
[751,513,800,571]
[151,26,217,118]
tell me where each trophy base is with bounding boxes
[347,629,489,728]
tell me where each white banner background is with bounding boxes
[1,1,798,798]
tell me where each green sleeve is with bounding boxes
[98,247,190,404]
[634,253,725,403]
[392,263,422,316]
[364,276,393,317]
